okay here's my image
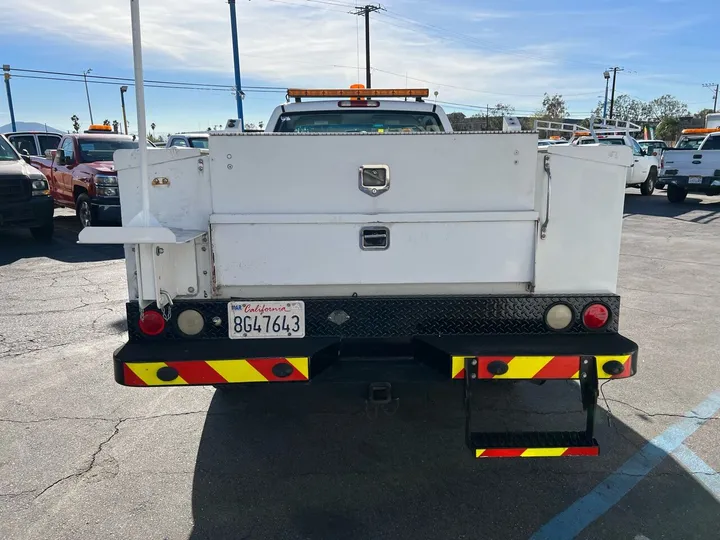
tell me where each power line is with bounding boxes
[371,66,599,99]
[376,10,606,69]
[264,0,351,15]
[7,67,284,91]
[9,74,284,93]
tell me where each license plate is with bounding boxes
[227,301,305,339]
[689,176,703,184]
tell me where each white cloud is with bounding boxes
[4,0,621,115]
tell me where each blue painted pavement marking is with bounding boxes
[531,391,720,540]
[672,444,720,500]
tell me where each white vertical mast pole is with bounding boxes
[130,0,150,226]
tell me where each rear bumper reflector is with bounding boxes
[476,446,600,458]
[451,354,634,380]
[123,358,309,386]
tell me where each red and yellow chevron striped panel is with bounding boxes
[475,446,599,458]
[123,357,309,386]
[451,355,633,380]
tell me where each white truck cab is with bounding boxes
[266,90,453,134]
[81,87,639,459]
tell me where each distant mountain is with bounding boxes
[0,122,65,134]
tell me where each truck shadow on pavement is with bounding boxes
[624,192,720,224]
[189,381,720,540]
[0,216,123,266]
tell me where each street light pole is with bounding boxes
[228,0,244,128]
[602,70,611,119]
[120,86,129,135]
[2,65,17,132]
[83,68,95,124]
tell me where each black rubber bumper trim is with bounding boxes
[113,333,638,385]
[415,333,638,356]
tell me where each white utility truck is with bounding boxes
[661,127,720,202]
[80,85,639,459]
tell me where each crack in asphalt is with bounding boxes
[0,409,210,425]
[0,411,213,499]
[606,398,720,421]
[32,419,124,500]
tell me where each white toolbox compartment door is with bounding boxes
[211,212,537,288]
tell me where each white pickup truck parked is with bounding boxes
[536,118,659,195]
[80,84,639,460]
[660,129,720,202]
[573,133,659,195]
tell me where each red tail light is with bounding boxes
[582,304,609,329]
[661,155,665,168]
[139,310,165,336]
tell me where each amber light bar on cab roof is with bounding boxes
[287,88,430,99]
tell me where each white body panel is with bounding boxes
[208,133,537,214]
[211,215,536,288]
[81,130,632,304]
[534,146,629,293]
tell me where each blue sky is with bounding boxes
[1,0,717,135]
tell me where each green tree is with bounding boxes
[647,95,689,121]
[694,108,715,120]
[71,114,80,133]
[537,93,568,119]
[655,117,681,141]
[102,119,111,126]
[447,112,467,131]
[594,95,650,122]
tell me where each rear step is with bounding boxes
[463,355,600,458]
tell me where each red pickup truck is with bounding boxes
[31,128,138,228]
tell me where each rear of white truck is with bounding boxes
[80,88,638,458]
[661,129,720,202]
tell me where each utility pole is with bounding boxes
[120,86,129,135]
[703,83,719,113]
[83,68,94,124]
[2,65,17,132]
[228,0,244,128]
[486,104,490,130]
[602,70,611,119]
[352,5,383,88]
[608,66,623,120]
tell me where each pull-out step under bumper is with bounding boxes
[113,333,638,458]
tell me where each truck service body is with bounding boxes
[81,87,638,458]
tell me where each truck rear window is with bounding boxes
[676,138,703,149]
[78,140,138,162]
[275,111,444,133]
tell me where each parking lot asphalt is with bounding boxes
[1,195,719,540]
